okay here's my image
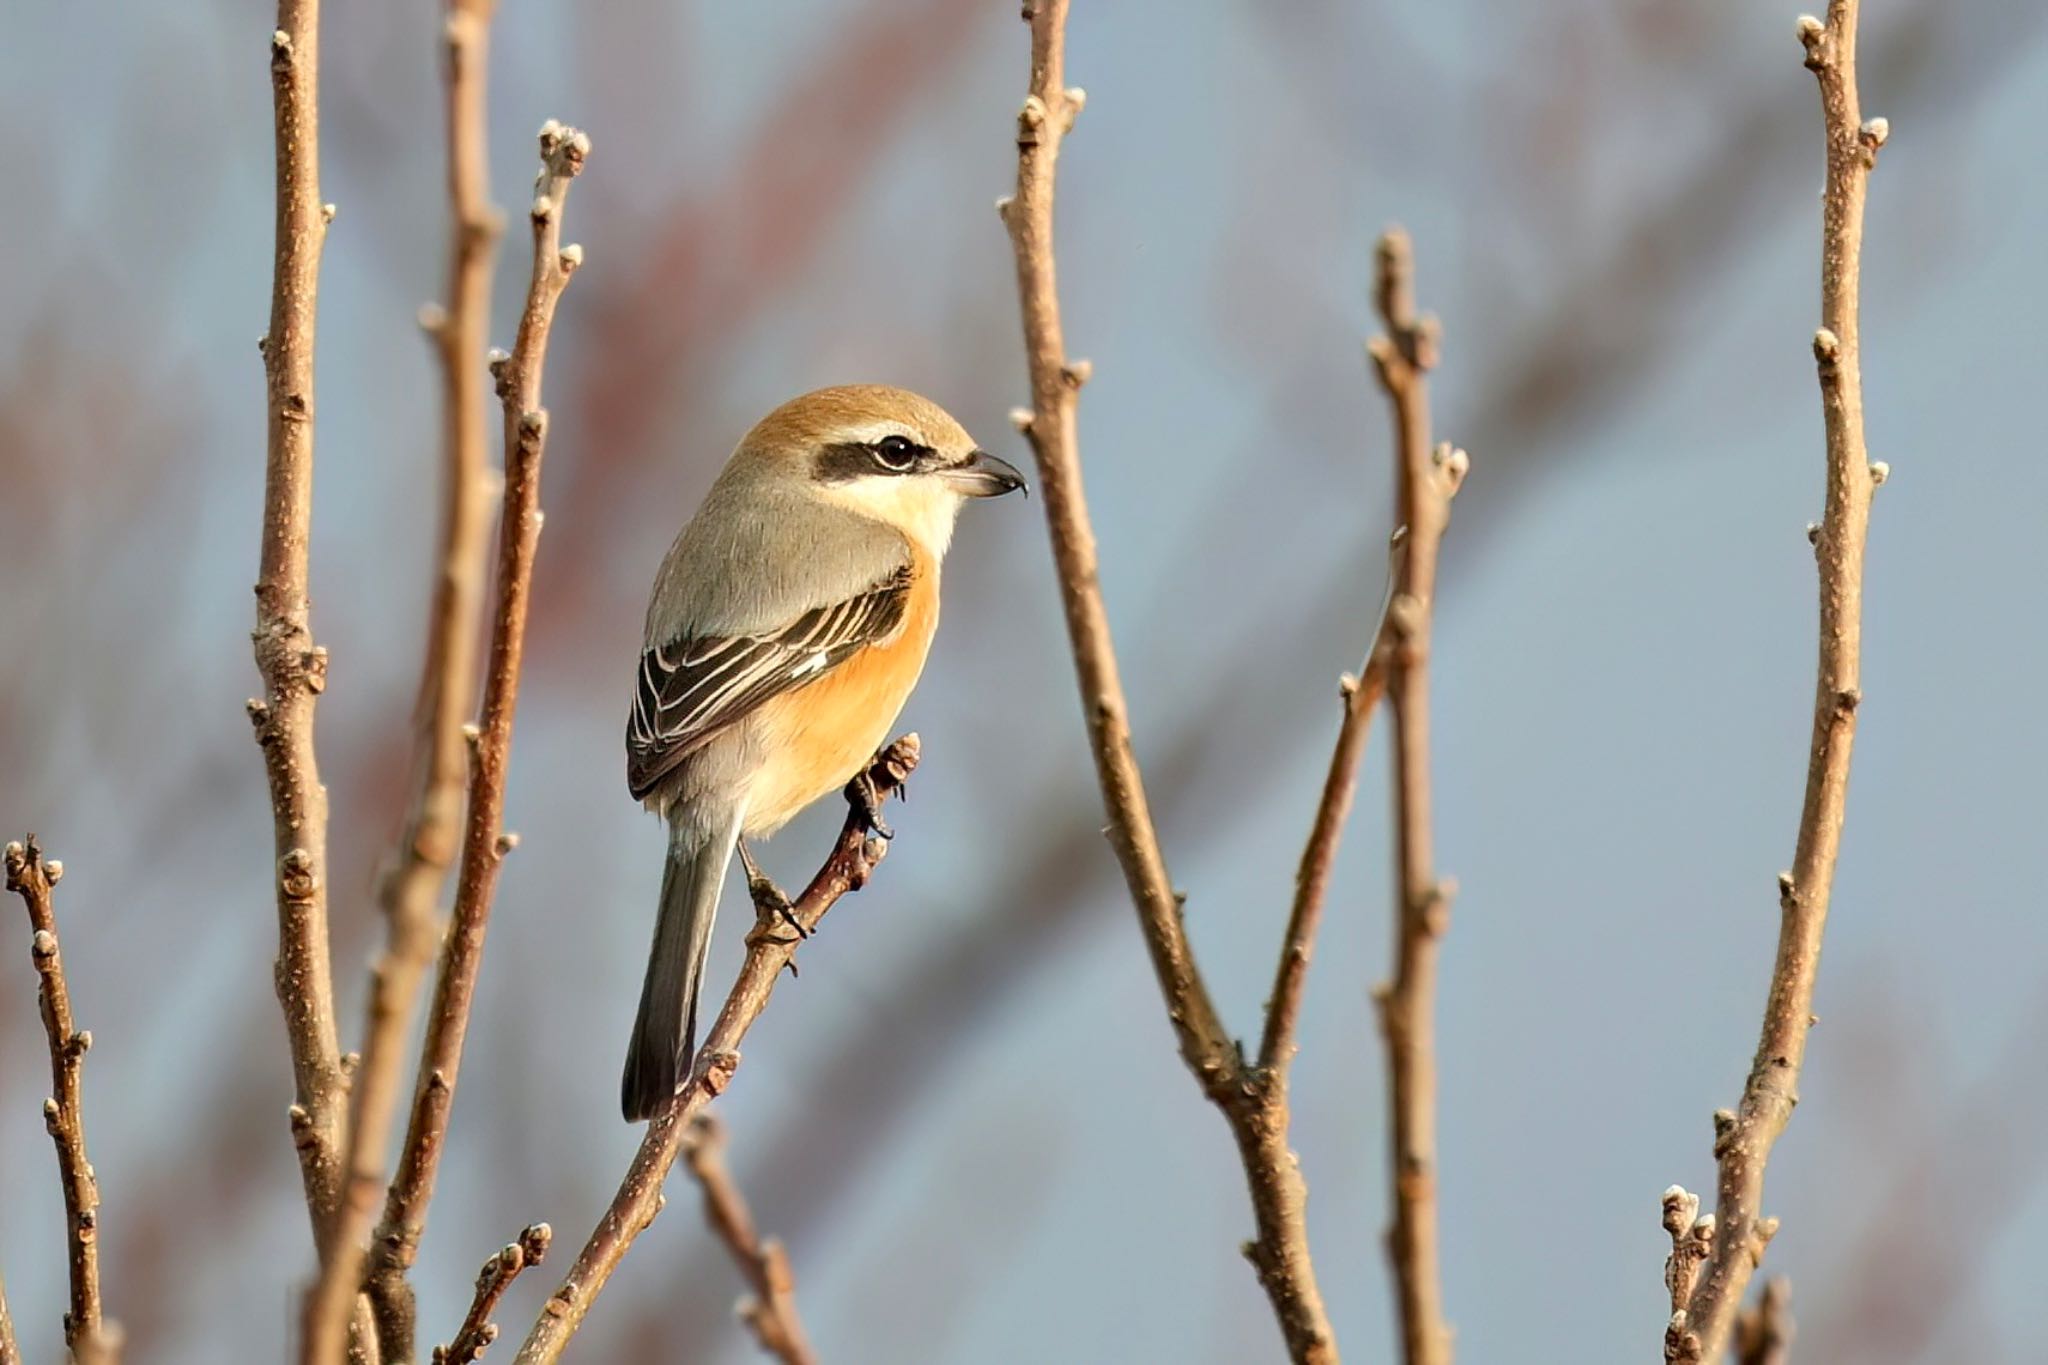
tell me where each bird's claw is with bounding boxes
[847,770,895,840]
[748,873,808,941]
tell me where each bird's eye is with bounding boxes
[871,435,919,472]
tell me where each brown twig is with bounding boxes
[307,5,504,1360]
[1660,1187,1715,1354]
[996,4,1335,1360]
[512,738,919,1364]
[252,0,348,1240]
[0,1269,18,1365]
[1365,228,1465,1365]
[432,1224,551,1365]
[364,120,591,1361]
[5,837,114,1356]
[1257,537,1400,1079]
[1664,7,1887,1358]
[680,1115,819,1365]
[1734,1277,1795,1365]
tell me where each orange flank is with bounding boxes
[747,552,939,834]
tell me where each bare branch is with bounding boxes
[0,1270,18,1365]
[253,0,347,1237]
[363,120,591,1362]
[1258,530,1403,1077]
[1366,228,1465,1365]
[512,738,919,1364]
[1660,1186,1715,1360]
[432,1224,551,1365]
[997,4,1334,1359]
[308,4,504,1360]
[6,837,116,1357]
[680,1116,818,1365]
[1735,1278,1795,1365]
[1669,6,1887,1356]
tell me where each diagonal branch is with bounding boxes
[996,3,1335,1359]
[0,1270,17,1365]
[308,4,504,1360]
[6,837,117,1358]
[1366,228,1466,1365]
[681,1115,818,1365]
[512,738,920,1364]
[1664,6,1888,1359]
[363,120,591,1364]
[1258,530,1404,1078]
[252,0,348,1240]
[433,1224,551,1365]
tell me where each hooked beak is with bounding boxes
[946,449,1029,499]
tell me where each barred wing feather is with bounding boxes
[626,566,913,801]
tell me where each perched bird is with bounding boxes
[620,385,1025,1121]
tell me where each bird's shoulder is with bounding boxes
[646,477,912,647]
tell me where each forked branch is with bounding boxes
[433,1224,551,1365]
[997,3,1336,1359]
[363,120,590,1362]
[307,2,505,1359]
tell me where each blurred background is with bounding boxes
[3,1,2045,1360]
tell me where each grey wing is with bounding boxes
[626,564,914,801]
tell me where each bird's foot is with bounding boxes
[846,768,895,840]
[747,871,808,942]
[738,839,808,943]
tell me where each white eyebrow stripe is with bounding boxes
[832,420,921,446]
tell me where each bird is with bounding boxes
[620,384,1026,1121]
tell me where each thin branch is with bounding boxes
[1661,1186,1716,1356]
[512,738,919,1364]
[1666,7,1887,1358]
[1257,530,1403,1077]
[5,837,116,1357]
[363,120,590,1363]
[308,4,504,1360]
[996,4,1335,1359]
[252,0,348,1239]
[1734,1278,1795,1365]
[0,1269,17,1365]
[433,1224,551,1365]
[680,1116,819,1365]
[1366,228,1465,1365]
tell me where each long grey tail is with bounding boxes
[621,813,737,1122]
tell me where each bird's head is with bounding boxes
[735,385,1026,556]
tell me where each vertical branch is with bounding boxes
[5,837,116,1357]
[512,741,918,1365]
[681,1116,819,1365]
[363,121,591,1363]
[1366,228,1465,1365]
[252,0,348,1237]
[432,1224,550,1365]
[308,4,503,1360]
[997,4,1336,1360]
[1665,6,1887,1358]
